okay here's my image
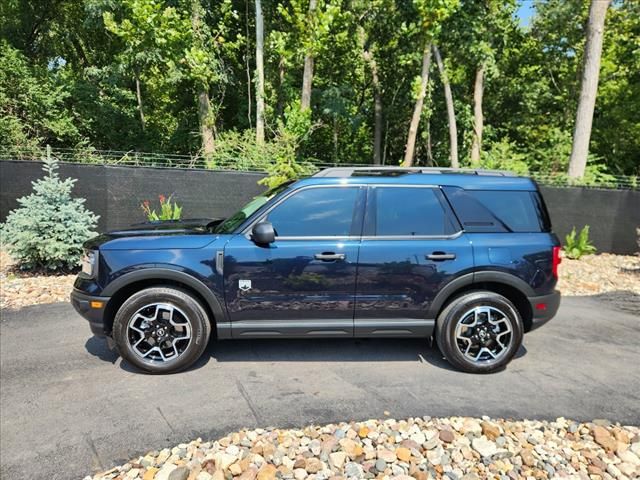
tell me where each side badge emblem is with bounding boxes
[239,279,252,292]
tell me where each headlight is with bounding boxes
[81,250,97,276]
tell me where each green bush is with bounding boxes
[564,225,597,260]
[480,139,530,175]
[206,102,317,188]
[1,152,99,271]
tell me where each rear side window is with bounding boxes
[266,187,359,237]
[443,187,550,233]
[366,187,457,236]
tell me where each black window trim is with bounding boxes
[362,184,463,240]
[242,184,366,240]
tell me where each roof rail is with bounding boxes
[312,166,516,178]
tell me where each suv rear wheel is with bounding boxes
[112,286,211,374]
[435,291,524,373]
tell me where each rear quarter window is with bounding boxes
[443,187,550,233]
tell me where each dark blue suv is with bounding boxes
[71,167,561,374]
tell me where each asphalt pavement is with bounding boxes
[1,296,638,480]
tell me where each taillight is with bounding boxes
[552,246,562,278]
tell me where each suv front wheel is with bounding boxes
[435,291,524,373]
[112,286,211,374]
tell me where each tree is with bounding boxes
[402,0,459,167]
[255,0,265,144]
[0,151,99,271]
[469,63,484,165]
[403,46,432,166]
[568,0,611,179]
[300,0,317,111]
[191,0,216,156]
[432,43,458,167]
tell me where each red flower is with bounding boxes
[143,200,150,208]
[159,194,166,203]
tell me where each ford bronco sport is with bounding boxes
[71,167,561,374]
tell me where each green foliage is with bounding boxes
[259,104,317,188]
[0,152,99,271]
[0,41,80,150]
[564,225,596,260]
[480,139,529,175]
[141,195,183,221]
[206,103,316,188]
[0,0,638,178]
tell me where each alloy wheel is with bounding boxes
[126,303,192,363]
[454,306,513,363]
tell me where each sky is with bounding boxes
[516,0,536,27]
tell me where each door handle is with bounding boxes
[426,252,456,261]
[314,252,346,261]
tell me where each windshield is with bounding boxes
[214,182,291,234]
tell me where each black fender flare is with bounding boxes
[427,270,535,319]
[102,268,227,323]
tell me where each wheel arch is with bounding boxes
[102,269,225,336]
[429,272,534,332]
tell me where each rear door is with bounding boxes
[223,185,365,337]
[354,185,474,336]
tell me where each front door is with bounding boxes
[223,185,365,337]
[355,185,473,336]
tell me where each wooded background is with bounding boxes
[1,0,638,182]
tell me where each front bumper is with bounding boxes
[527,290,561,331]
[70,289,111,337]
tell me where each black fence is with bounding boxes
[1,160,639,254]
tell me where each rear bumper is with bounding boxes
[70,289,110,337]
[527,290,561,331]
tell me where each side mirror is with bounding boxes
[251,221,275,245]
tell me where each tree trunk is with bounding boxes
[276,56,286,119]
[425,117,433,166]
[245,0,252,128]
[135,76,145,131]
[372,81,383,165]
[300,0,317,111]
[198,92,215,156]
[192,0,215,156]
[333,117,338,162]
[360,28,383,165]
[432,44,458,168]
[403,45,431,167]
[470,64,484,166]
[568,0,610,179]
[255,0,265,144]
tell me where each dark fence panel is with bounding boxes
[539,186,639,255]
[0,161,266,232]
[2,161,638,254]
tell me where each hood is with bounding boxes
[84,218,226,250]
[109,218,223,237]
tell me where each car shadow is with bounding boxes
[85,335,528,374]
[581,289,639,316]
[84,336,119,364]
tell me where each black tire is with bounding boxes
[112,286,211,374]
[435,290,524,373]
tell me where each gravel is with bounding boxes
[83,417,640,480]
[0,250,76,310]
[2,249,639,312]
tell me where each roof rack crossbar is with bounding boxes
[312,166,516,177]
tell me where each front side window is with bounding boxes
[367,187,455,236]
[266,187,359,237]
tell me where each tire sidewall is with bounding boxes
[437,291,524,373]
[113,287,210,374]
